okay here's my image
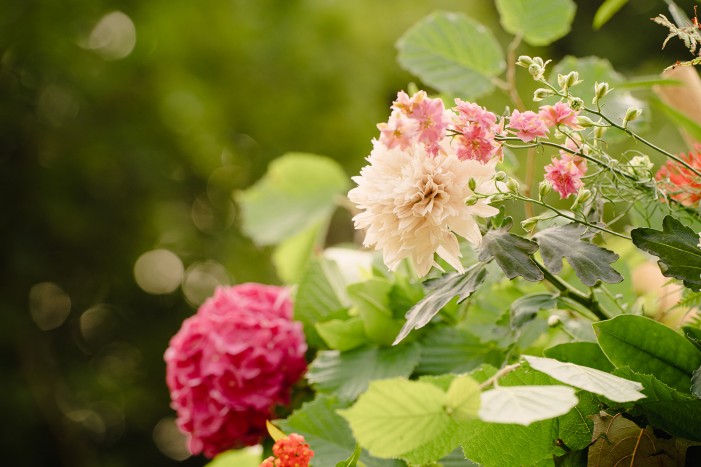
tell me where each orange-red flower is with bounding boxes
[655,146,701,207]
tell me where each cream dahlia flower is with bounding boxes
[348,141,498,277]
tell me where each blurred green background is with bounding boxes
[1,1,696,465]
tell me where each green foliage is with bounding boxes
[533,223,623,286]
[348,278,404,346]
[496,0,577,46]
[339,378,451,459]
[415,326,504,375]
[237,153,349,246]
[593,0,629,30]
[594,315,701,393]
[393,263,488,345]
[544,341,615,372]
[478,222,544,282]
[396,11,505,98]
[205,448,261,467]
[336,444,362,467]
[510,293,557,328]
[272,221,323,284]
[631,215,701,291]
[306,344,421,402]
[315,318,368,352]
[445,375,482,422]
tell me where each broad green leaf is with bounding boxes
[594,315,701,392]
[614,368,701,441]
[631,215,701,291]
[272,221,322,284]
[396,11,505,98]
[693,366,701,399]
[393,263,488,345]
[348,278,402,346]
[237,153,348,245]
[685,326,701,351]
[266,420,286,442]
[315,318,368,352]
[339,378,451,459]
[556,390,599,451]
[593,0,628,30]
[277,395,402,467]
[336,444,362,467]
[205,448,261,467]
[496,0,576,46]
[551,56,648,137]
[533,223,623,286]
[478,222,543,282]
[415,326,503,375]
[523,355,645,403]
[294,257,349,348]
[445,375,481,422]
[306,344,420,401]
[511,293,557,328]
[479,385,578,425]
[544,341,615,372]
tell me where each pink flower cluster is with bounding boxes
[165,284,307,458]
[260,433,314,467]
[508,102,581,142]
[545,153,587,198]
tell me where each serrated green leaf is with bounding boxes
[544,341,615,372]
[533,223,623,286]
[594,315,701,392]
[393,263,488,345]
[396,11,505,98]
[684,326,701,351]
[315,318,368,352]
[415,326,504,375]
[294,257,349,348]
[339,378,451,459]
[556,390,599,451]
[237,153,348,245]
[631,215,701,291]
[446,375,481,422]
[348,278,403,346]
[479,385,578,425]
[511,293,557,328]
[277,395,402,467]
[306,344,420,402]
[593,0,628,30]
[523,355,645,403]
[478,223,543,282]
[614,368,701,441]
[496,0,576,46]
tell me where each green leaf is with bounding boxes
[478,222,543,282]
[684,326,701,351]
[544,341,615,372]
[693,366,701,399]
[393,263,488,345]
[237,153,349,245]
[496,0,576,46]
[631,215,701,291]
[338,378,451,459]
[479,385,578,425]
[272,221,323,284]
[348,278,402,346]
[315,318,368,352]
[594,315,701,392]
[445,375,481,422]
[556,390,599,451]
[415,326,504,375]
[396,11,505,98]
[511,293,557,328]
[294,257,349,348]
[306,344,420,402]
[205,448,261,467]
[533,223,623,286]
[336,444,362,467]
[652,94,701,143]
[523,355,645,403]
[277,395,402,467]
[593,0,628,30]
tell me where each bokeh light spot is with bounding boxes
[29,282,71,331]
[133,249,184,294]
[85,11,136,61]
[153,417,190,461]
[80,304,119,349]
[182,260,230,306]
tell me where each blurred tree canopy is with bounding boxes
[0,0,696,466]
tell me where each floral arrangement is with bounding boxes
[165,1,701,466]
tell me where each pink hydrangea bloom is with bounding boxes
[544,156,584,198]
[538,102,582,130]
[165,284,307,458]
[509,109,549,142]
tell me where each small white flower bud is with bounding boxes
[495,171,507,182]
[623,107,643,126]
[533,57,545,67]
[571,188,592,209]
[528,64,543,79]
[521,216,539,231]
[547,315,561,327]
[517,55,534,68]
[594,125,608,139]
[506,178,520,194]
[538,180,552,199]
[533,88,554,102]
[593,81,611,104]
[558,71,581,91]
[576,116,596,127]
[568,97,584,111]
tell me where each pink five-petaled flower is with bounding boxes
[509,109,549,142]
[545,156,584,198]
[165,284,307,458]
[538,102,582,130]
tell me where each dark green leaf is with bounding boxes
[496,0,576,46]
[594,315,701,392]
[593,0,628,30]
[306,343,420,401]
[693,366,701,399]
[511,292,557,328]
[544,341,615,372]
[631,215,701,291]
[478,223,543,282]
[393,263,488,345]
[533,223,623,286]
[684,326,701,351]
[415,326,503,375]
[336,444,362,467]
[396,11,505,98]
